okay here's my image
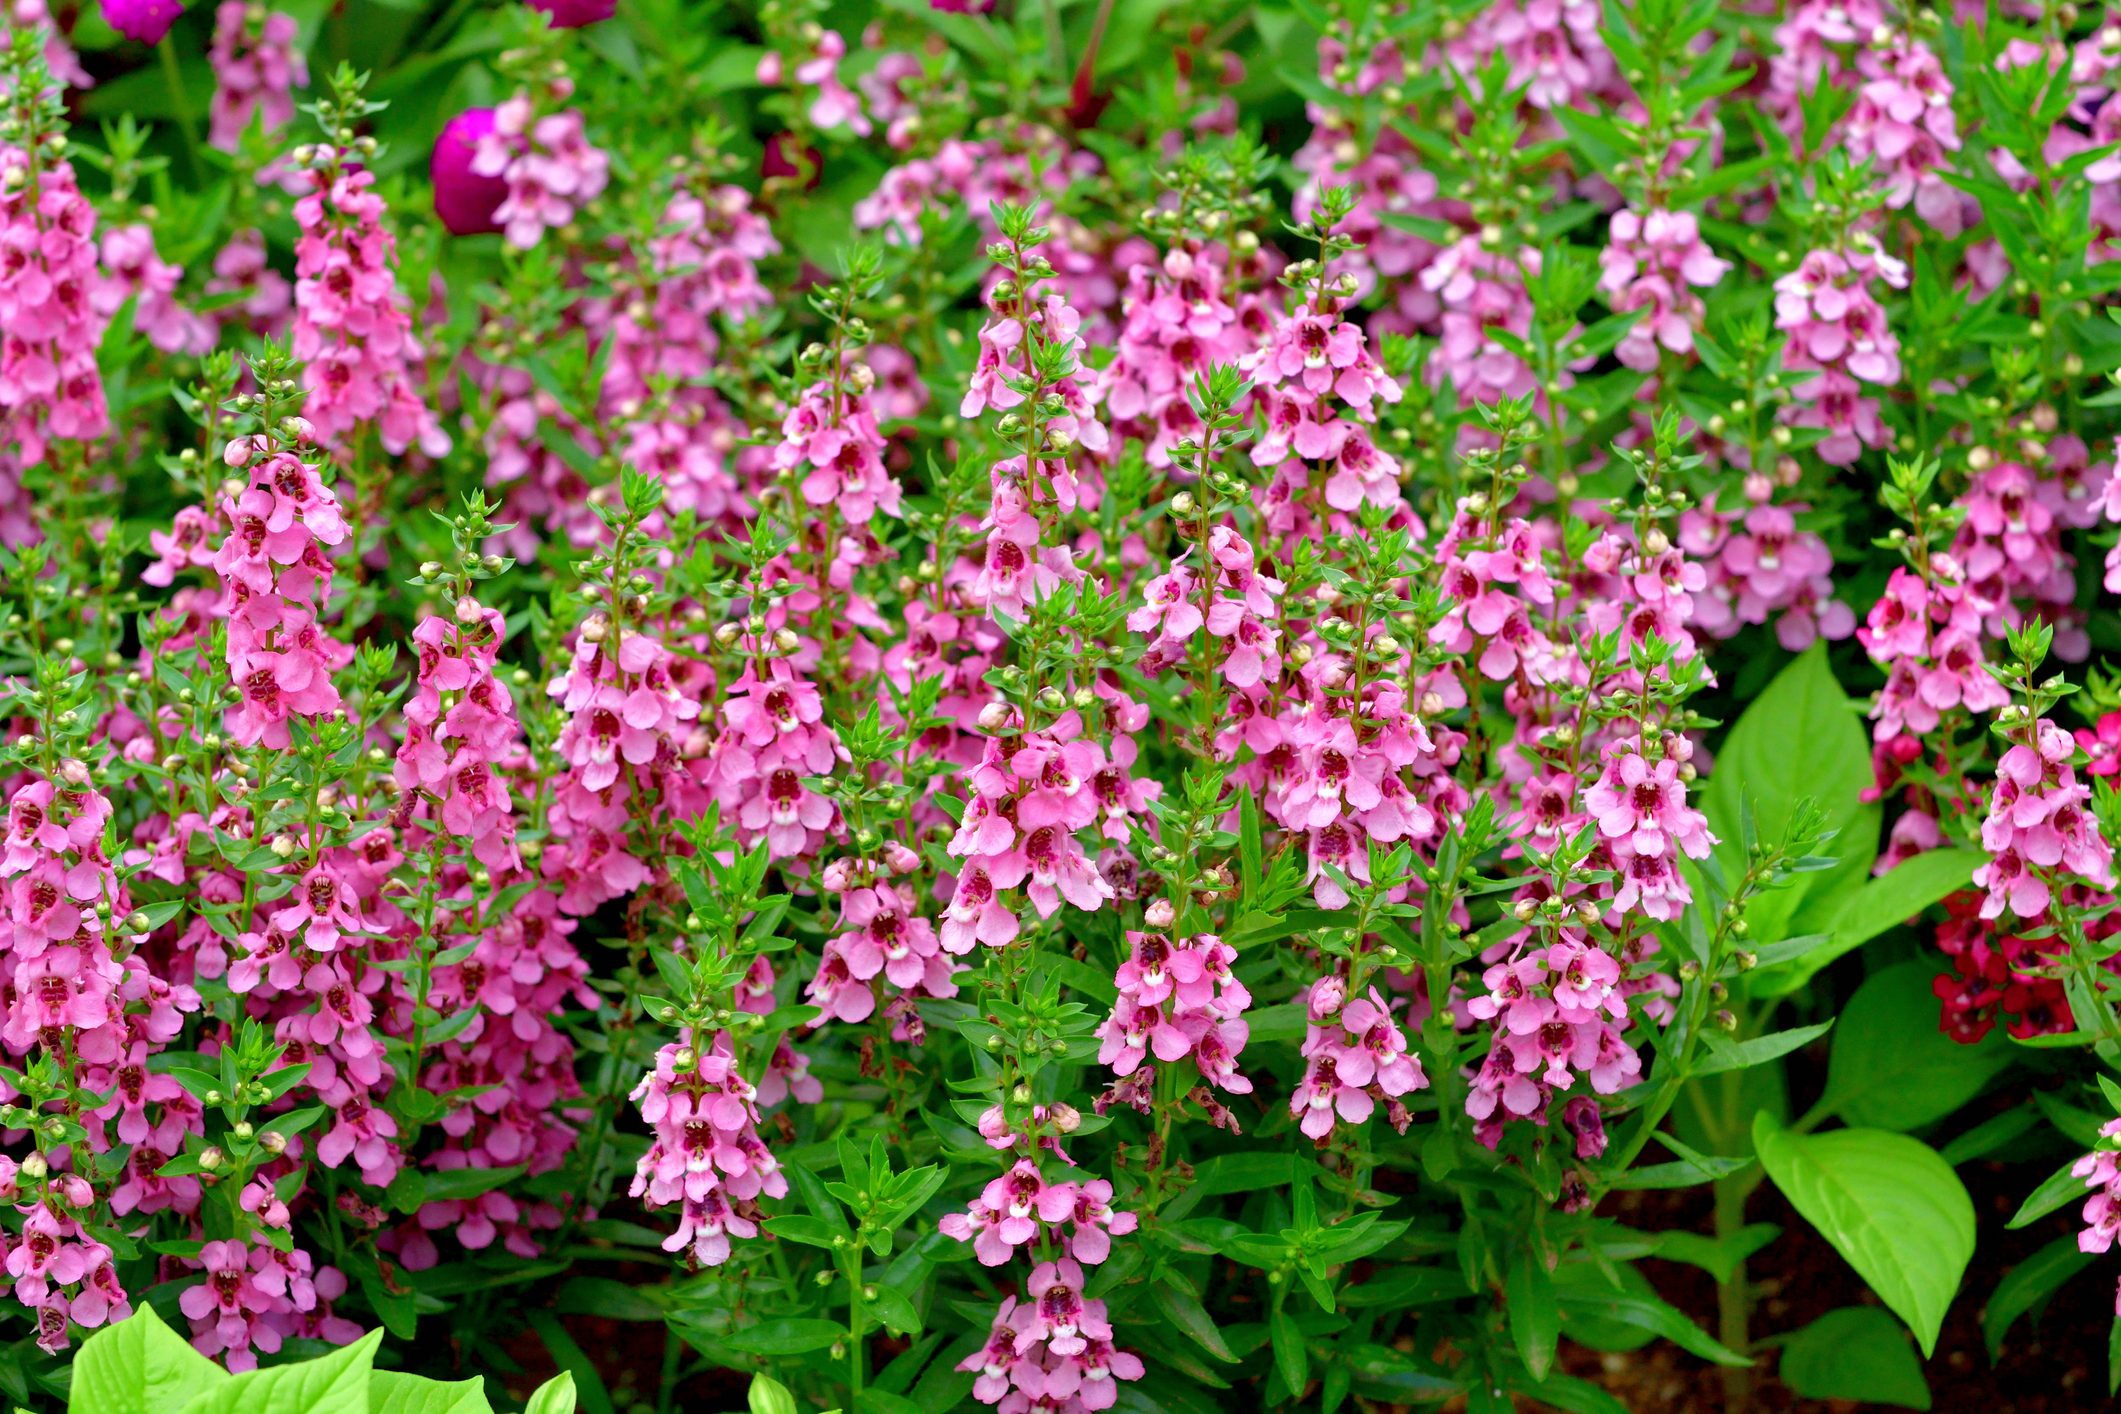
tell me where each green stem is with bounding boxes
[157,39,204,182]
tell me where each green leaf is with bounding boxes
[72,1306,231,1414]
[1820,962,2010,1129]
[2009,1158,2092,1229]
[368,1372,492,1414]
[725,1319,847,1355]
[1753,1116,1974,1357]
[1754,849,1982,996]
[525,1313,613,1414]
[1549,1266,1749,1367]
[177,1329,382,1414]
[525,1373,579,1414]
[1507,1247,1559,1381]
[747,1374,798,1414]
[1778,1307,1930,1409]
[1693,1020,1834,1076]
[1984,1235,2094,1361]
[1151,1280,1238,1363]
[1268,1308,1308,1395]
[1703,642,1876,938]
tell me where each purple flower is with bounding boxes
[432,109,508,237]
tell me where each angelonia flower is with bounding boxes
[1243,286,1405,518]
[703,658,846,863]
[393,596,522,871]
[1774,238,1907,466]
[211,424,352,748]
[1846,34,1965,235]
[471,83,609,249]
[1097,924,1253,1103]
[2075,1115,2121,1315]
[773,359,902,524]
[1422,237,1540,413]
[1680,503,1855,651]
[808,850,956,1030]
[207,2,306,150]
[544,611,705,914]
[1972,714,2115,921]
[95,222,214,356]
[1292,978,1427,1139]
[1597,209,1729,372]
[628,1032,783,1267]
[291,142,452,456]
[0,137,110,469]
[1858,554,2007,741]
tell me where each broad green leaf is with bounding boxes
[1753,1117,1974,1357]
[526,1373,578,1414]
[1703,642,1876,938]
[1984,1235,2094,1361]
[1778,1307,1930,1409]
[1821,962,2010,1129]
[178,1329,382,1414]
[368,1372,491,1414]
[72,1306,230,1414]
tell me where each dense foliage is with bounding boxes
[7,0,2121,1408]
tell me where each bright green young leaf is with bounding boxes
[176,1329,381,1414]
[1821,962,2010,1129]
[1268,1307,1308,1396]
[1778,1307,1930,1409]
[1702,642,1876,937]
[70,1305,230,1414]
[367,1372,491,1414]
[525,1373,578,1414]
[1753,1117,1974,1357]
[746,1374,797,1414]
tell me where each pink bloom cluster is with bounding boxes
[2076,1117,2121,1314]
[1,1175,130,1353]
[1681,503,1855,651]
[1243,295,1404,516]
[394,598,521,870]
[1774,240,1908,465]
[1292,976,1427,1139]
[1129,524,1284,687]
[704,660,845,863]
[1973,716,2116,920]
[179,1239,357,1371]
[774,368,901,523]
[1466,939,1640,1141]
[208,2,306,151]
[808,849,956,1030]
[1097,923,1252,1097]
[1597,209,1729,372]
[1859,556,2009,741]
[1099,247,1256,468]
[472,85,609,249]
[940,1161,1137,1267]
[544,615,706,915]
[211,431,352,748]
[292,158,451,457]
[629,1032,786,1267]
[0,140,109,469]
[957,1261,1145,1413]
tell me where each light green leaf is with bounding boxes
[747,1374,797,1414]
[71,1306,230,1414]
[1693,1020,1833,1076]
[1821,962,2010,1129]
[367,1372,491,1414]
[525,1373,578,1414]
[1778,1307,1930,1409]
[1754,1117,1974,1357]
[177,1329,382,1414]
[1703,642,1876,937]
